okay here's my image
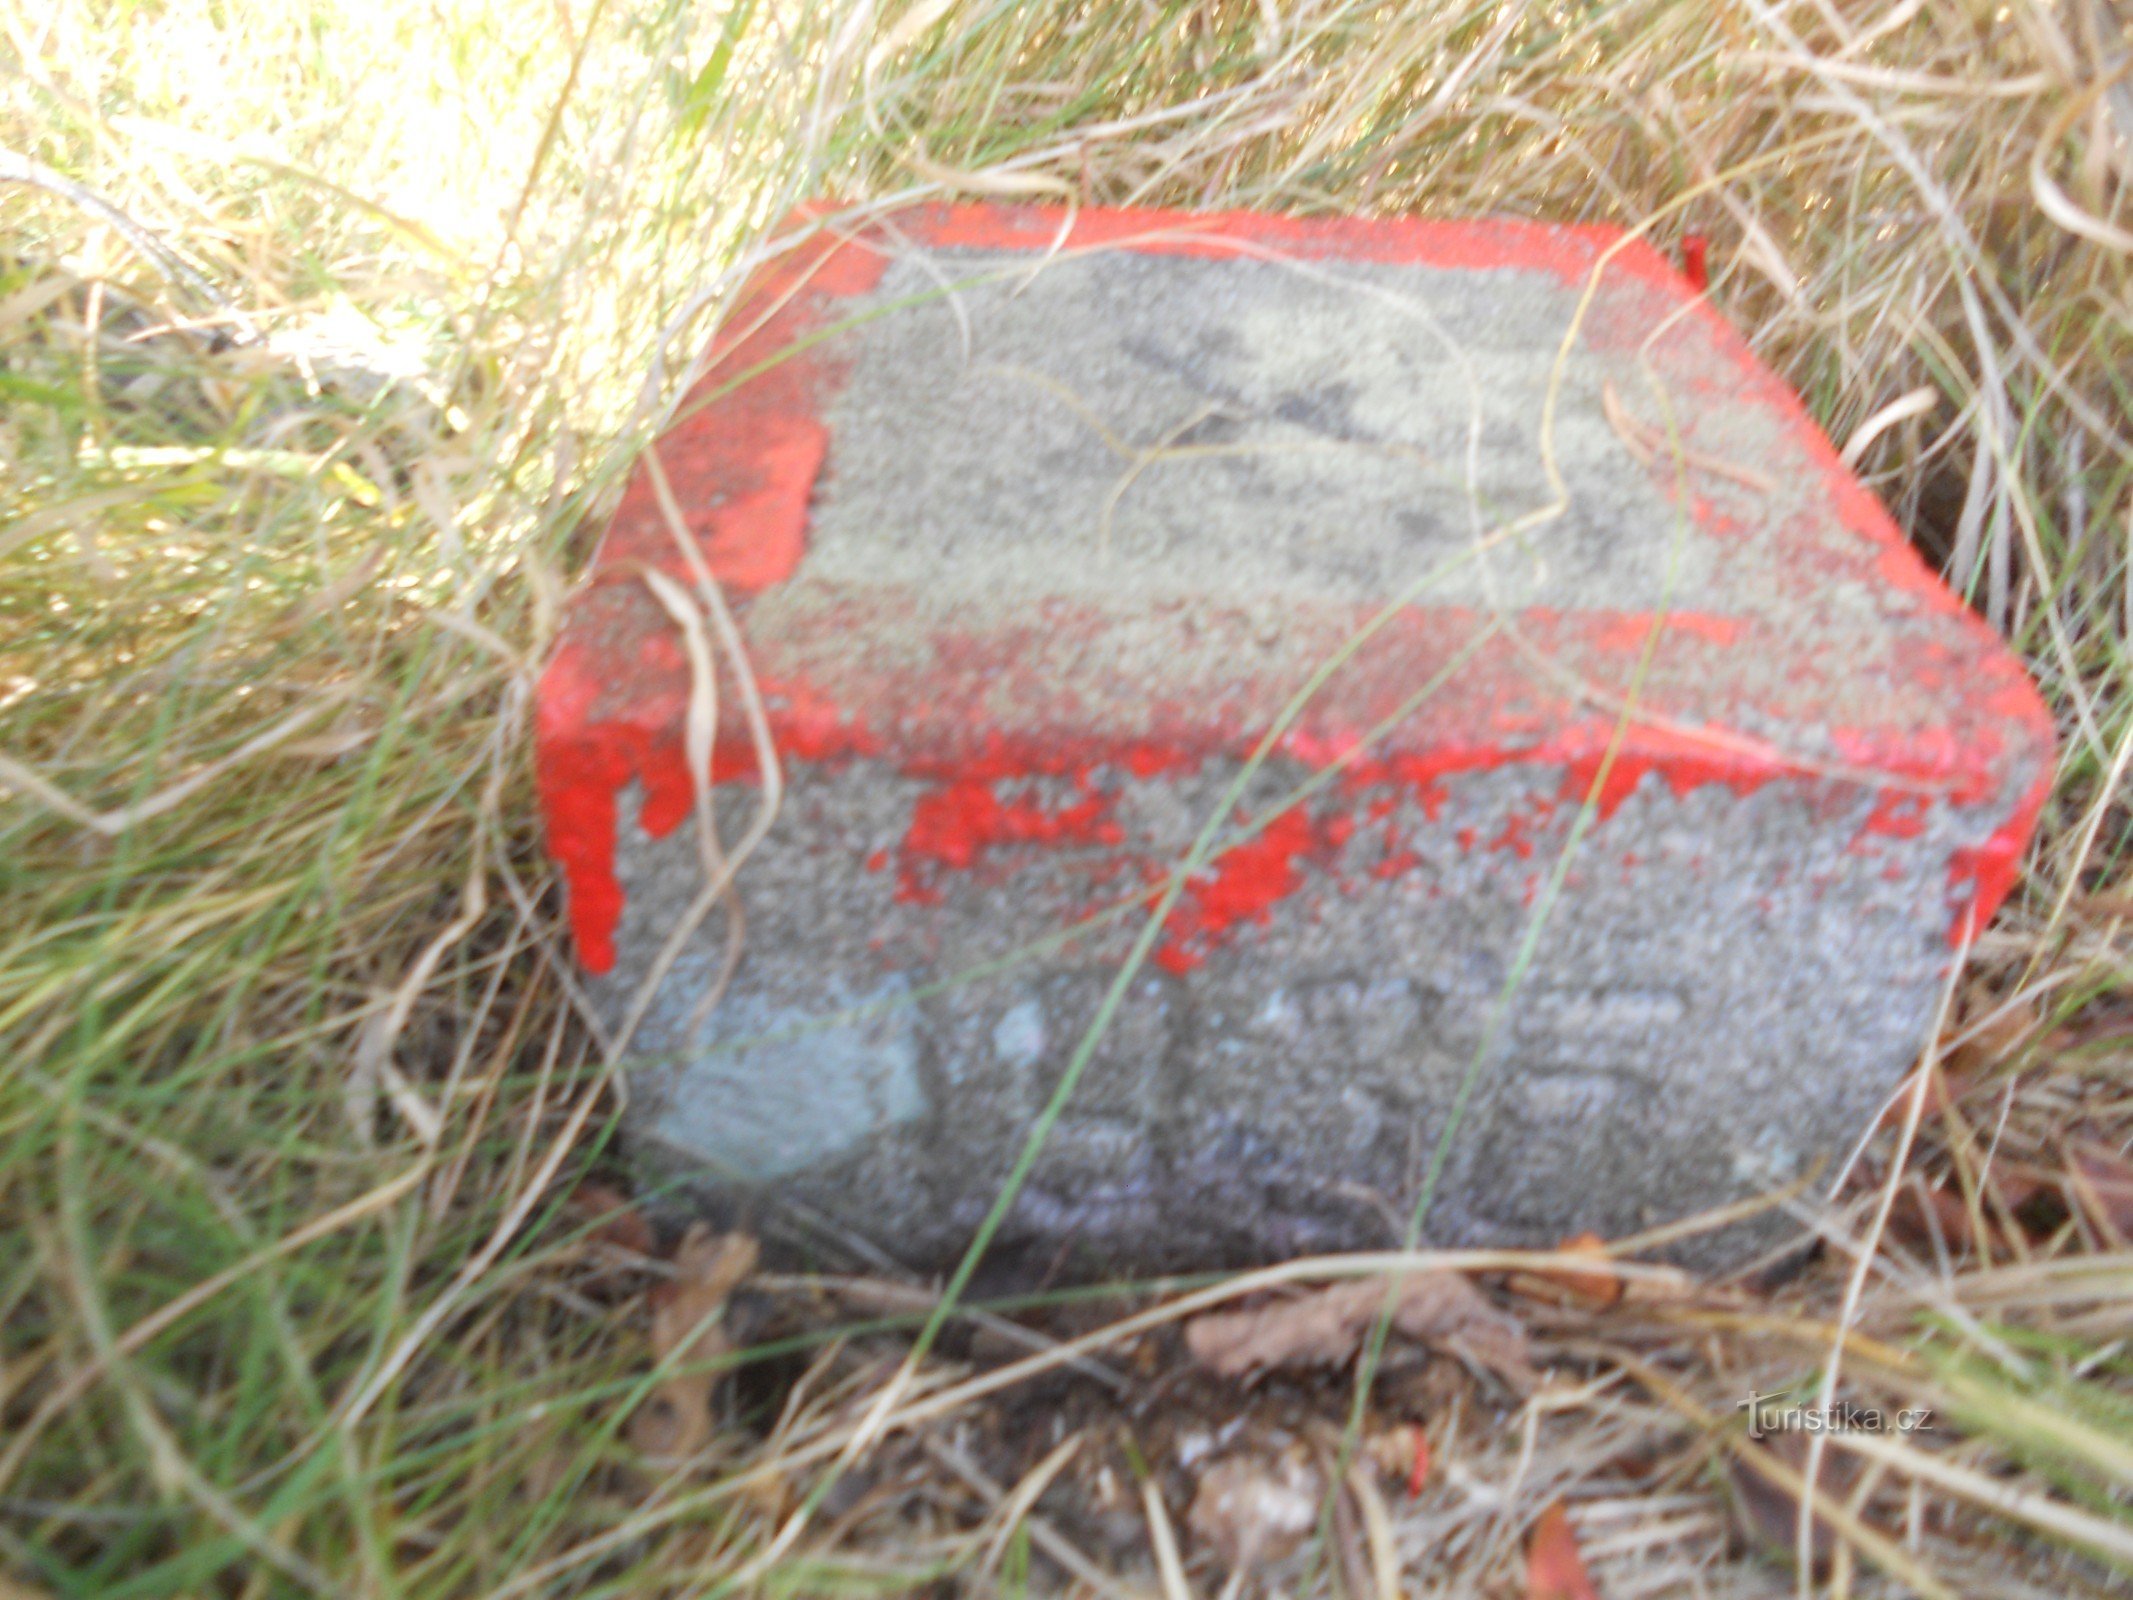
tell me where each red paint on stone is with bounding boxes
[898,777,1123,892]
[1487,797,1557,859]
[758,675,880,766]
[537,200,2057,973]
[901,201,1689,294]
[1590,611,1742,653]
[1861,791,1929,841]
[1946,765,2050,945]
[535,636,694,974]
[1558,731,1779,823]
[1154,808,1321,975]
[1374,844,1422,880]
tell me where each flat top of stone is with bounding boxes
[539,202,2052,968]
[811,246,1691,613]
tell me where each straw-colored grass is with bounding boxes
[4,0,2131,1594]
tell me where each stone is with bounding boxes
[536,202,2053,1273]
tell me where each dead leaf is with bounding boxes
[2074,889,2133,922]
[628,1224,758,1461]
[1940,991,2039,1090]
[1725,1433,1860,1579]
[1187,1444,1322,1570]
[1618,1263,1698,1305]
[1185,1272,1537,1392]
[1888,1178,1979,1254]
[565,1180,656,1257]
[1507,1231,1624,1309]
[2065,1141,2133,1240]
[1525,1501,1600,1600]
[1546,1231,1622,1306]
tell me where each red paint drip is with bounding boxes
[534,639,695,974]
[1946,768,2050,946]
[1154,808,1319,974]
[536,741,628,973]
[1561,743,1774,822]
[896,777,1122,901]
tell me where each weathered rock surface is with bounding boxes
[537,203,2052,1271]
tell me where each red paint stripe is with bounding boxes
[888,199,1687,292]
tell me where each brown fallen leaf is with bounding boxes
[1725,1432,1861,1579]
[2065,1141,2133,1241]
[1861,990,2054,1147]
[1185,1272,1537,1392]
[628,1224,758,1461]
[565,1179,656,1257]
[1937,990,2041,1096]
[1545,1231,1622,1306]
[1186,1444,1323,1571]
[2075,887,2133,920]
[1888,1179,1978,1254]
[1870,1146,2046,1253]
[1525,1501,1600,1600]
[1952,1013,2034,1074]
[1506,1231,1625,1309]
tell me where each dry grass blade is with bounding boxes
[1142,1476,1195,1600]
[1343,1460,1403,1600]
[1598,375,1776,492]
[922,1434,1141,1600]
[0,1156,428,1493]
[1834,1428,2133,1565]
[0,688,353,836]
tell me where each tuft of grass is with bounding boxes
[3,1,2131,1595]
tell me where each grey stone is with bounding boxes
[539,205,2053,1274]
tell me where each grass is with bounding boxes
[3,0,2132,1594]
